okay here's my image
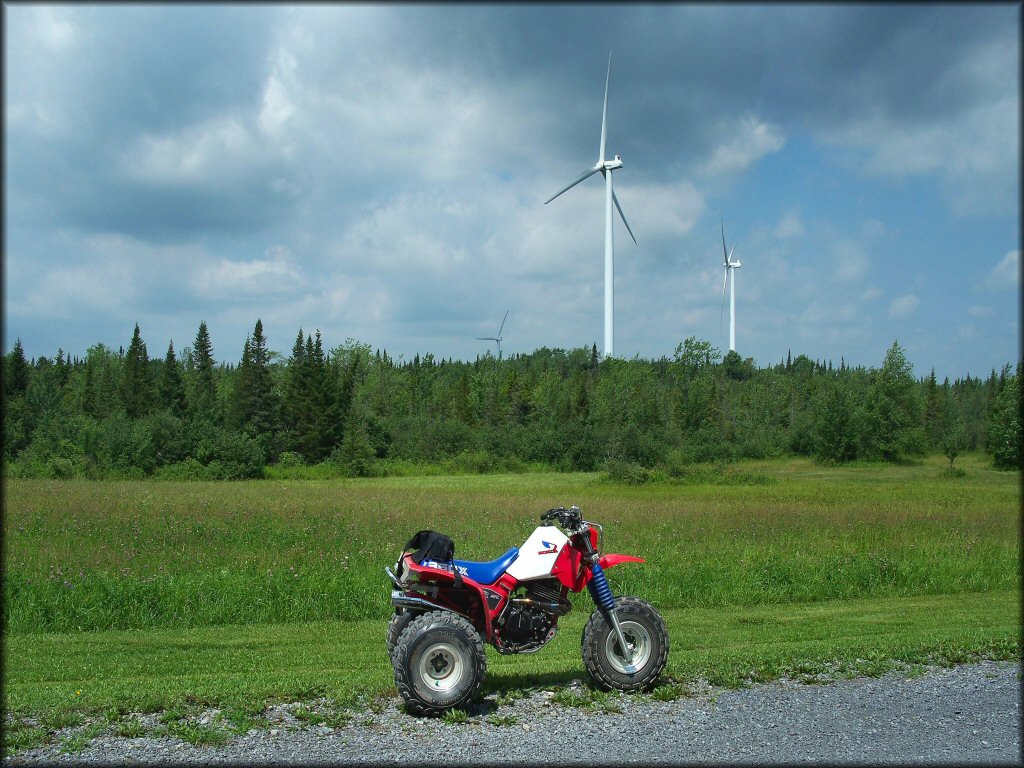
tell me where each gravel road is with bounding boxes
[7,660,1020,765]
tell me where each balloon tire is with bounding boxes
[582,596,669,692]
[393,610,486,716]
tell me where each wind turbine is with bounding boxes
[719,219,742,353]
[545,52,636,360]
[477,309,509,359]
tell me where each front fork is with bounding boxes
[583,551,635,665]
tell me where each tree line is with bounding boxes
[2,319,1019,479]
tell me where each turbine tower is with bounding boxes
[477,309,509,359]
[545,52,636,360]
[719,219,742,353]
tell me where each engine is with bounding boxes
[502,604,553,645]
[495,580,571,654]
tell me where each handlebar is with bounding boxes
[541,505,584,531]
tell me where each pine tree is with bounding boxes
[923,368,944,450]
[282,328,309,456]
[159,340,187,415]
[453,369,473,424]
[335,406,375,477]
[189,321,216,420]
[813,380,858,463]
[987,363,1020,470]
[5,338,30,398]
[231,319,277,439]
[120,323,156,419]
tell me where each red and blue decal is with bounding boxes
[537,540,559,555]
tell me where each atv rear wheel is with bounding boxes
[393,610,486,716]
[582,596,669,692]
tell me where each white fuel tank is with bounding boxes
[505,526,568,582]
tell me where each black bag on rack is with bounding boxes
[398,529,462,585]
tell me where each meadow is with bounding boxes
[4,454,1018,633]
[2,454,1020,745]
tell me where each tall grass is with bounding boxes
[3,455,1018,633]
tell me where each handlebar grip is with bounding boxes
[541,507,566,522]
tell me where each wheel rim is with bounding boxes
[417,641,465,692]
[605,620,653,675]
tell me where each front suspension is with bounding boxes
[587,561,634,664]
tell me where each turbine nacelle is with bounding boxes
[602,155,623,171]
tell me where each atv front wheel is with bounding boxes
[582,596,669,692]
[393,610,486,716]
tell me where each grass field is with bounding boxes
[4,454,1018,632]
[2,454,1020,750]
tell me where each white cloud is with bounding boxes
[968,305,995,318]
[889,294,920,318]
[193,246,306,298]
[774,211,804,240]
[982,250,1020,291]
[861,286,883,301]
[125,118,257,184]
[699,114,785,177]
[832,241,869,282]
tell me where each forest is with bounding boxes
[2,319,1019,480]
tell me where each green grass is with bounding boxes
[4,590,1018,721]
[2,456,1018,755]
[3,455,1018,632]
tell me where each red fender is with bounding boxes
[598,553,645,569]
[553,548,646,591]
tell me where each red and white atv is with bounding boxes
[385,505,669,715]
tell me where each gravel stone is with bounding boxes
[5,660,1019,765]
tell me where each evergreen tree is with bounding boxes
[189,321,216,420]
[987,363,1020,470]
[159,340,187,415]
[811,380,857,463]
[335,406,375,477]
[120,324,156,419]
[282,329,309,456]
[83,343,121,419]
[923,368,944,449]
[453,369,473,424]
[5,338,31,398]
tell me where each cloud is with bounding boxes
[699,115,786,178]
[982,250,1020,291]
[832,241,869,283]
[192,246,307,300]
[774,211,804,239]
[811,19,1018,217]
[889,294,920,318]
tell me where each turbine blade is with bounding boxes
[545,167,600,204]
[599,52,611,164]
[612,190,636,245]
[728,245,736,265]
[498,309,509,338]
[720,267,728,325]
[477,337,498,341]
[721,218,729,265]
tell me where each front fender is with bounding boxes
[598,553,645,569]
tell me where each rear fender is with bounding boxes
[395,554,497,639]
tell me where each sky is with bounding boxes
[4,3,1020,381]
